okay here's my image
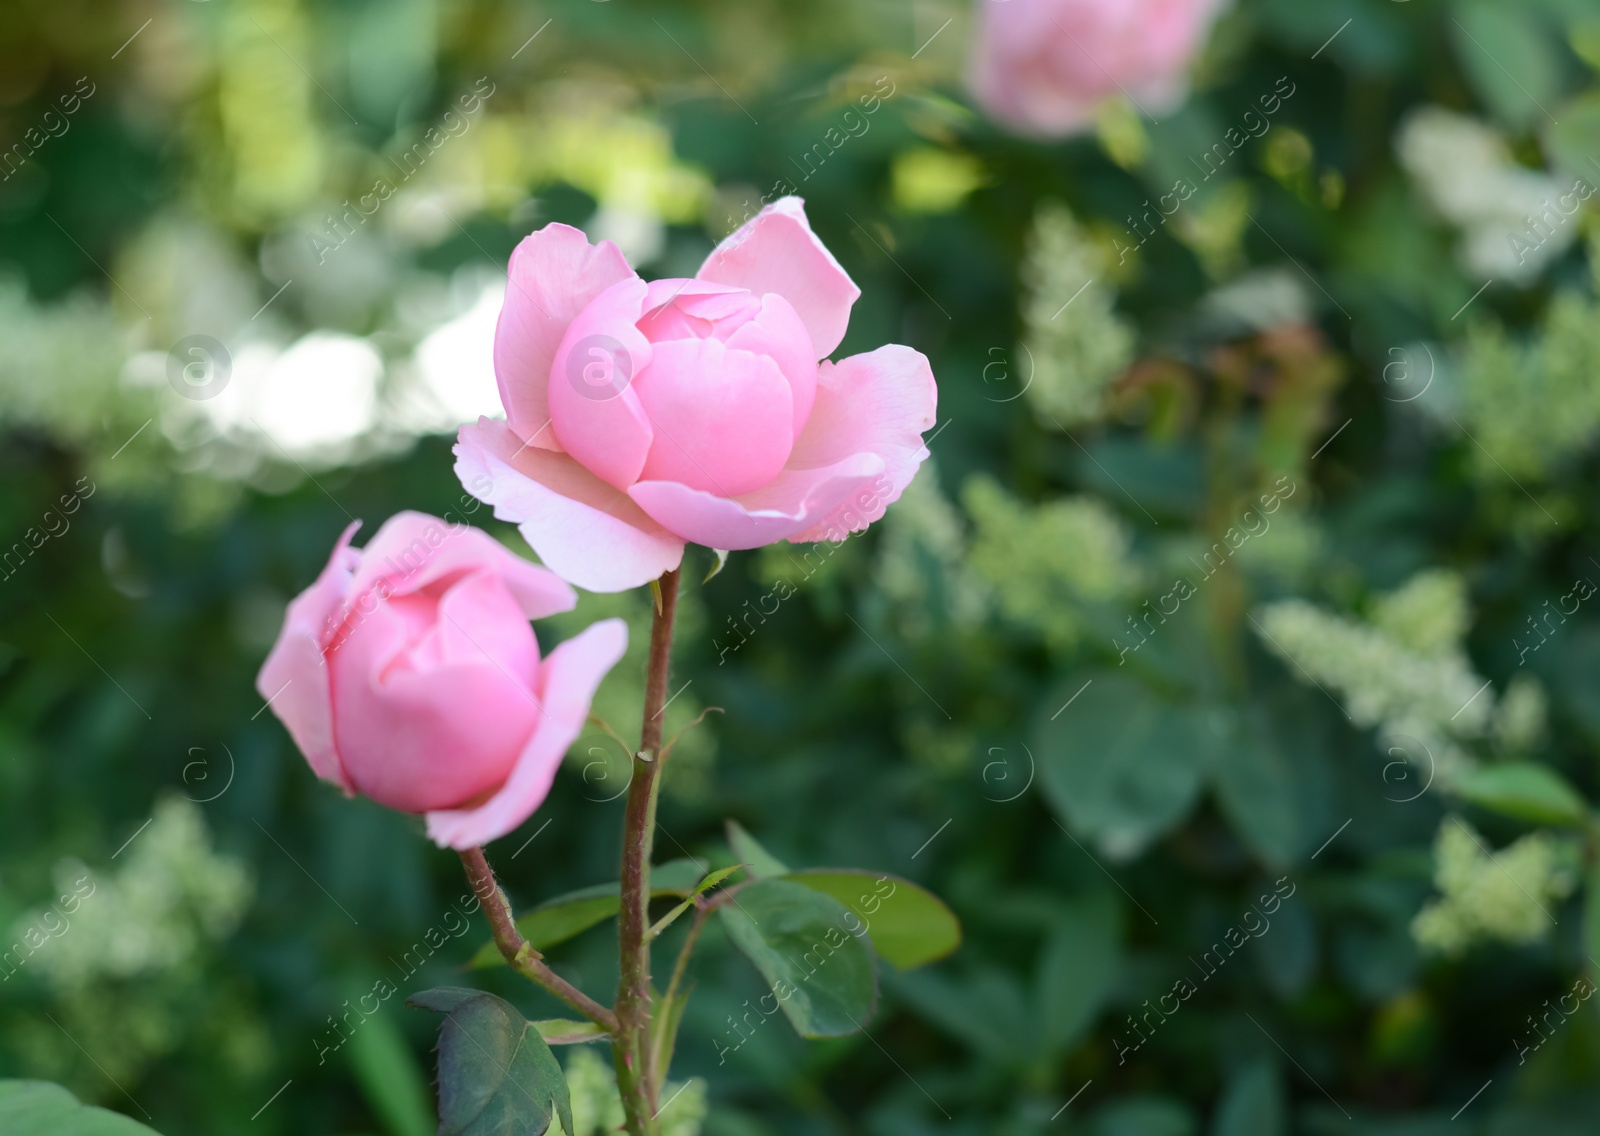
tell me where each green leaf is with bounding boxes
[725,820,790,878]
[1208,708,1304,868]
[1212,1059,1285,1136]
[702,548,730,583]
[1090,1094,1195,1136]
[1033,671,1211,859]
[1451,2,1566,130]
[786,870,961,969]
[407,986,490,1014]
[471,859,708,967]
[346,1006,434,1136]
[412,990,573,1136]
[0,1080,164,1135]
[718,878,879,1038]
[649,864,745,939]
[1543,91,1600,182]
[648,985,692,1088]
[531,1019,609,1045]
[1456,763,1589,827]
[1037,891,1121,1052]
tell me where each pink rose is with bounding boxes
[454,196,938,592]
[970,0,1225,138]
[255,511,626,849]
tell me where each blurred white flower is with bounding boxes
[1396,106,1573,284]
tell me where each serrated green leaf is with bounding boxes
[786,870,961,969]
[1456,763,1589,827]
[471,859,708,968]
[718,878,878,1038]
[649,864,745,939]
[414,990,573,1136]
[0,1080,164,1135]
[725,820,790,878]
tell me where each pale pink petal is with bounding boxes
[256,521,362,794]
[633,340,795,497]
[495,224,638,449]
[697,197,860,359]
[628,452,883,550]
[455,417,685,593]
[722,292,817,435]
[345,511,576,621]
[786,345,937,543]
[547,278,656,489]
[426,618,629,849]
[333,574,541,814]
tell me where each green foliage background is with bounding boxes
[8,0,1600,1132]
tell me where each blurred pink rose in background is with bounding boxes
[970,0,1225,138]
[455,196,938,592]
[256,511,626,849]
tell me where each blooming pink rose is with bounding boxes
[970,0,1224,138]
[454,196,938,592]
[255,511,626,849]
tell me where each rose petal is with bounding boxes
[786,344,937,543]
[334,571,542,814]
[633,339,795,497]
[345,511,576,621]
[697,197,860,359]
[495,224,638,449]
[256,520,361,794]
[426,617,629,849]
[547,278,656,490]
[455,417,685,593]
[628,452,883,550]
[722,292,818,435]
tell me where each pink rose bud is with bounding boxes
[970,0,1226,138]
[455,196,939,592]
[255,511,627,849]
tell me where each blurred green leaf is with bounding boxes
[1209,709,1304,868]
[346,1008,433,1136]
[725,820,790,878]
[718,878,878,1038]
[1037,890,1121,1052]
[0,1080,164,1135]
[410,989,572,1136]
[1456,763,1589,827]
[1212,1060,1285,1136]
[531,1020,609,1046]
[786,870,961,969]
[1451,2,1567,129]
[1543,91,1600,181]
[1034,671,1211,859]
[1091,1094,1196,1136]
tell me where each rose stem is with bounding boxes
[458,847,618,1032]
[615,566,681,1135]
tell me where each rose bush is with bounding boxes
[255,511,626,849]
[454,196,938,592]
[970,0,1225,138]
